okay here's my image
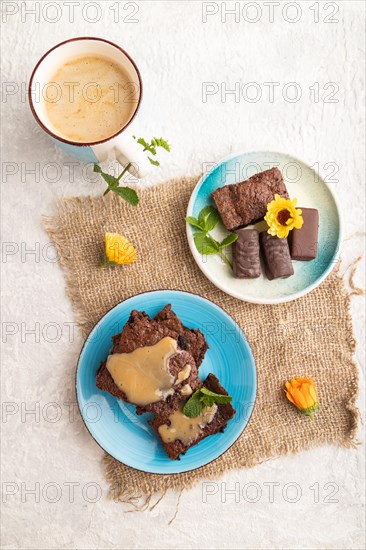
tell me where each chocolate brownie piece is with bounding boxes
[96,305,206,413]
[96,349,201,414]
[150,374,236,460]
[212,167,289,231]
[154,304,183,333]
[155,304,208,367]
[111,306,208,367]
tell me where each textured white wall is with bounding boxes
[1,1,365,549]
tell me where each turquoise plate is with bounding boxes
[187,151,342,304]
[76,290,256,474]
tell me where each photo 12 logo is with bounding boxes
[202,81,340,104]
[202,481,340,504]
[201,2,340,24]
[1,1,140,24]
[201,160,340,184]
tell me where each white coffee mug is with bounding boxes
[28,37,151,178]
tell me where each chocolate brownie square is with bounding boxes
[212,167,289,231]
[150,374,236,460]
[96,306,207,414]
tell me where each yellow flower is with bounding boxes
[264,194,304,238]
[285,377,318,420]
[101,232,136,267]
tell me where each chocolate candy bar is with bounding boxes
[260,232,294,280]
[290,208,319,261]
[233,229,261,278]
[212,168,289,231]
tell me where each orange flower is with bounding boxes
[100,232,136,267]
[284,377,318,420]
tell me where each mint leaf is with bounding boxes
[193,233,220,255]
[183,387,233,418]
[219,233,238,249]
[112,186,139,206]
[183,392,204,418]
[201,395,215,407]
[151,137,171,152]
[102,174,120,188]
[200,388,223,397]
[198,206,220,232]
[211,394,233,404]
[94,164,119,189]
[200,387,232,404]
[198,205,212,224]
[185,216,205,231]
[185,204,235,270]
[133,135,170,169]
[136,137,156,155]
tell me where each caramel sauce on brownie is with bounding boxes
[158,403,217,445]
[106,337,188,406]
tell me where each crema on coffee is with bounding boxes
[44,54,138,143]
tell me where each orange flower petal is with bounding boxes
[309,384,318,402]
[285,392,296,406]
[284,376,318,416]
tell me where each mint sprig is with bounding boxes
[183,387,232,418]
[93,135,171,202]
[185,206,238,269]
[93,163,138,205]
[133,136,171,166]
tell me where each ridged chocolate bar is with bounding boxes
[260,232,294,280]
[212,167,289,231]
[233,229,261,278]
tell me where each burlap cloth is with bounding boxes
[45,176,360,503]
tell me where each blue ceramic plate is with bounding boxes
[187,151,342,304]
[76,290,256,474]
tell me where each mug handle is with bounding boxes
[111,132,152,179]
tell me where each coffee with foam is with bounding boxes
[44,54,138,143]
